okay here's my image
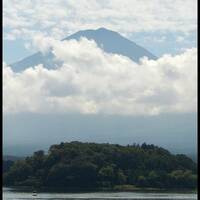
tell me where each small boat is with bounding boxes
[32,191,37,196]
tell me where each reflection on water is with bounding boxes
[3,187,197,200]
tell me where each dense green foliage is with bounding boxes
[3,142,197,190]
[3,160,14,173]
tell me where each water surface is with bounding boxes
[3,187,197,200]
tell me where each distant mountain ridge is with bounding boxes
[3,155,24,161]
[11,28,156,71]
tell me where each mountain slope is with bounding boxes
[66,28,156,61]
[11,28,156,71]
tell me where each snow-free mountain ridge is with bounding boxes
[11,28,156,71]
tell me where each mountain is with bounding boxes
[3,155,25,161]
[11,28,156,71]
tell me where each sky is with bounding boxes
[3,0,197,156]
[3,0,197,63]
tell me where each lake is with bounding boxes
[3,187,197,200]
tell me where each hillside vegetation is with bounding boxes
[3,141,197,190]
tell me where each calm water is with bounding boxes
[3,187,197,200]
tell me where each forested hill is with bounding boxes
[3,142,197,190]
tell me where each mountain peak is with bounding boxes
[68,27,118,39]
[78,27,113,33]
[11,28,157,71]
[96,27,114,32]
[96,27,109,31]
[66,27,156,61]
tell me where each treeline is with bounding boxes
[3,142,197,190]
[3,160,14,173]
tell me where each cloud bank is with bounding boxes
[3,37,197,115]
[3,0,197,40]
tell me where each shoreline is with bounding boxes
[3,185,197,194]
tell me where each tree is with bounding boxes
[116,169,127,184]
[98,166,115,186]
[137,176,148,187]
[3,141,197,190]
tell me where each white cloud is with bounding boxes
[3,0,197,41]
[3,37,197,115]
